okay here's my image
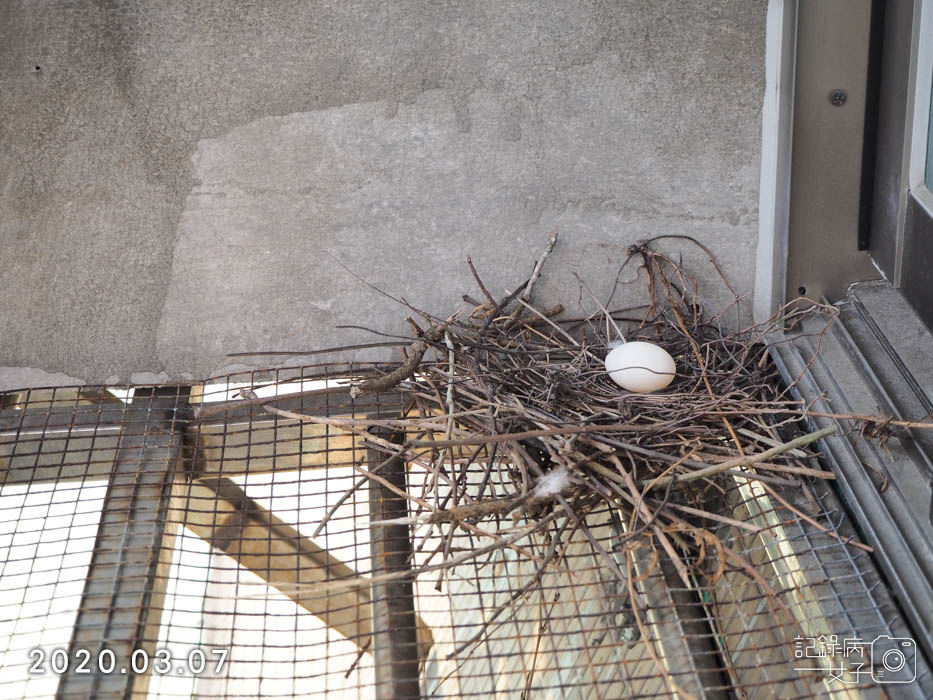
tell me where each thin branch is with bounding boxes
[519,229,559,305]
[645,426,836,489]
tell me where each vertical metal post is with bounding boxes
[368,428,421,700]
[785,0,878,301]
[56,389,188,700]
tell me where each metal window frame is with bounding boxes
[784,0,881,303]
[865,0,933,329]
[758,0,933,659]
[756,0,887,322]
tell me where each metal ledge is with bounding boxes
[768,302,933,666]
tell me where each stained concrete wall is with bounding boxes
[0,1,767,390]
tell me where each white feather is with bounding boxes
[531,466,571,500]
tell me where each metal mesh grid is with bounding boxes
[0,364,930,698]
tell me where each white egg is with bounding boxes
[604,341,676,393]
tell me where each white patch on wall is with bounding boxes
[157,63,761,376]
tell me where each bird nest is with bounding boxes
[255,235,873,673]
[345,234,837,518]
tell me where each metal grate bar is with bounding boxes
[368,428,421,700]
[54,389,188,700]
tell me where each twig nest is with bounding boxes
[604,341,676,393]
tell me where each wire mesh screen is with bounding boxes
[0,367,930,699]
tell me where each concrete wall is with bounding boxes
[0,1,767,390]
